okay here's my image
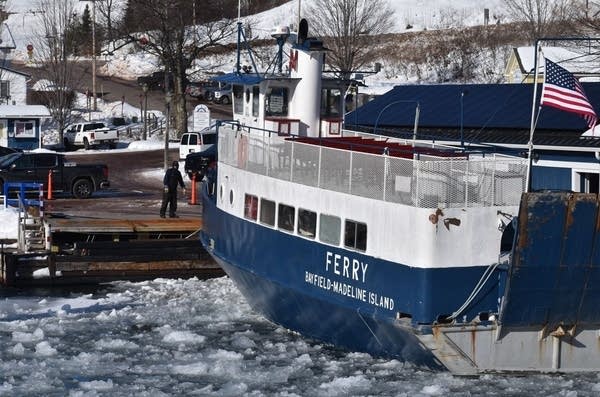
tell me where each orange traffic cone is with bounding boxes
[189,174,198,205]
[47,169,53,200]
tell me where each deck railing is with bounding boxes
[218,123,527,209]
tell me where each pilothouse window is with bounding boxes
[233,85,244,114]
[320,88,342,117]
[265,87,288,117]
[252,86,259,117]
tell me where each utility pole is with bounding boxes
[92,0,96,110]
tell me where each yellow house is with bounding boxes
[504,47,600,83]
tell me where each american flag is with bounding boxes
[540,58,597,129]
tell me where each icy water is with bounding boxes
[0,277,598,396]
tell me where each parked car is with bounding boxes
[179,130,217,160]
[0,146,18,157]
[186,81,222,101]
[0,152,110,199]
[213,83,232,104]
[137,71,173,91]
[184,144,216,181]
[185,82,206,99]
[63,121,119,149]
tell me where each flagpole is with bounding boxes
[525,40,542,193]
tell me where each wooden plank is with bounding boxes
[74,238,201,250]
[55,259,219,272]
[47,217,202,234]
[56,250,212,263]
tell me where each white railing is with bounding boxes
[218,124,527,208]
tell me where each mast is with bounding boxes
[297,0,302,38]
[525,40,541,193]
[236,0,242,74]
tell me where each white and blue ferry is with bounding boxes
[200,22,600,374]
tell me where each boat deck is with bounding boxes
[289,136,468,158]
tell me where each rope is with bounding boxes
[448,261,501,321]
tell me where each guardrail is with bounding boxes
[3,182,44,211]
[218,123,528,209]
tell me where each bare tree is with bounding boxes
[34,0,82,144]
[95,0,122,49]
[306,0,395,77]
[503,0,577,43]
[123,0,235,135]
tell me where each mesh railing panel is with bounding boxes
[218,125,527,208]
[320,147,351,194]
[350,151,385,200]
[291,143,320,187]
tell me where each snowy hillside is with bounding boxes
[4,0,506,80]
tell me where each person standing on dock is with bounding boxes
[160,161,186,218]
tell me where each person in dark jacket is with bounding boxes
[160,161,186,218]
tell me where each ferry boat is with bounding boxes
[200,22,600,374]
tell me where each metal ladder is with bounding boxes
[18,205,46,252]
[3,182,47,253]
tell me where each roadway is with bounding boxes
[8,60,229,220]
[11,60,233,121]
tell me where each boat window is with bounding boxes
[320,88,342,117]
[252,86,259,117]
[344,220,367,251]
[265,86,288,117]
[244,194,258,221]
[201,133,217,145]
[297,208,316,238]
[260,198,276,226]
[277,203,295,232]
[233,85,243,114]
[319,214,341,246]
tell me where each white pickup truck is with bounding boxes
[63,121,119,149]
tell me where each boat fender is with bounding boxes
[237,135,248,168]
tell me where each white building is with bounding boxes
[0,66,29,105]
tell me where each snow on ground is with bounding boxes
[3,0,507,90]
[0,206,19,241]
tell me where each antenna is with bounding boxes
[271,26,290,73]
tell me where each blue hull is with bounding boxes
[200,184,501,366]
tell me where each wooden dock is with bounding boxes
[1,216,224,287]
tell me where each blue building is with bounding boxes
[346,83,600,193]
[0,105,51,150]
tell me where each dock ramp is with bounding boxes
[419,192,600,374]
